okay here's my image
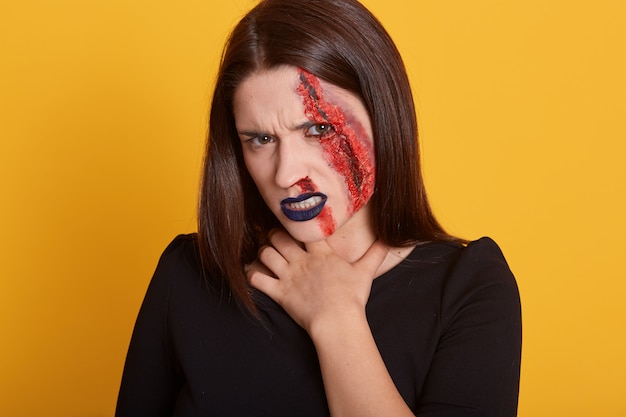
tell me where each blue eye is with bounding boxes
[306,123,335,138]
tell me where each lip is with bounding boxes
[280,192,327,222]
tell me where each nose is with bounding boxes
[274,138,309,189]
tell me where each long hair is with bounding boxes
[198,0,458,313]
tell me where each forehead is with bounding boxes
[233,66,302,125]
[233,66,369,130]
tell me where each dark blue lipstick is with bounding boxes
[280,192,327,222]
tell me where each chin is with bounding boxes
[281,222,332,244]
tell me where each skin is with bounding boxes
[296,69,375,218]
[233,65,415,417]
[234,66,376,245]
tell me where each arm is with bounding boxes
[116,238,184,417]
[308,307,414,417]
[417,238,522,416]
[248,230,414,417]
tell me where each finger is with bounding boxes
[245,259,276,278]
[268,229,306,259]
[247,268,282,302]
[302,238,334,255]
[257,245,288,276]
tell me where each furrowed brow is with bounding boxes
[293,121,315,130]
[238,121,315,138]
[238,130,266,138]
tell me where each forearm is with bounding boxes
[309,312,414,417]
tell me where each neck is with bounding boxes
[326,227,378,265]
[324,204,416,276]
[321,204,376,263]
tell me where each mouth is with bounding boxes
[280,192,327,222]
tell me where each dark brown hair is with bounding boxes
[198,0,458,313]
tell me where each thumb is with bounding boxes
[355,240,388,276]
[303,238,334,255]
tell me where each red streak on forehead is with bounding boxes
[296,69,375,215]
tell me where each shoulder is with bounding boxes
[393,236,520,320]
[404,237,515,282]
[158,233,200,268]
[459,237,511,269]
[153,233,204,281]
[448,237,517,290]
[373,237,517,309]
[404,239,522,414]
[406,236,509,267]
[145,233,204,299]
[439,237,520,329]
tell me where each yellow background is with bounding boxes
[1,0,624,415]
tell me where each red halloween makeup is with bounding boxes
[234,66,375,242]
[296,177,315,193]
[298,177,335,236]
[296,69,376,235]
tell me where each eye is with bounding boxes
[305,123,335,139]
[248,134,275,147]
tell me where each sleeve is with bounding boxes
[115,236,190,417]
[416,237,522,417]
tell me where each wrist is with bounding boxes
[307,308,369,345]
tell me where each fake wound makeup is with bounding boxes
[296,69,375,215]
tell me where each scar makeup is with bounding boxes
[296,69,375,233]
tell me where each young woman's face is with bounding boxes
[233,66,376,243]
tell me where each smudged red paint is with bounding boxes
[296,177,315,193]
[295,177,336,236]
[296,69,375,224]
[317,206,335,236]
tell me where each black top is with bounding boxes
[116,234,521,417]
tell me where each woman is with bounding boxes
[116,0,522,416]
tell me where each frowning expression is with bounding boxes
[233,66,375,243]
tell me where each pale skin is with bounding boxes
[234,65,415,417]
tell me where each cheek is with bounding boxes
[244,156,273,200]
[297,70,375,214]
[321,127,375,214]
[243,158,261,188]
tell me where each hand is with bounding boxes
[247,229,388,333]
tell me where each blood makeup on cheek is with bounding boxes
[296,69,376,221]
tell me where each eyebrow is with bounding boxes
[294,120,315,130]
[237,121,315,138]
[238,130,265,138]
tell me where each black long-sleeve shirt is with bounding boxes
[117,234,521,416]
